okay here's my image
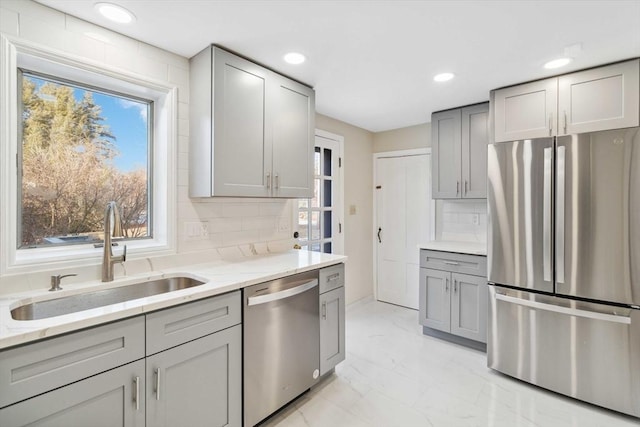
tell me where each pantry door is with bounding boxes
[375,150,432,309]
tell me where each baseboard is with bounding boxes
[422,326,487,352]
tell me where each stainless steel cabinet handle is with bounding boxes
[454,280,458,293]
[327,273,340,282]
[542,147,553,282]
[563,110,567,134]
[456,181,460,195]
[445,278,449,292]
[155,368,161,401]
[549,113,553,135]
[322,301,327,320]
[266,172,271,190]
[248,279,318,306]
[275,173,279,189]
[134,376,140,411]
[556,146,566,284]
[444,261,460,266]
[464,180,468,196]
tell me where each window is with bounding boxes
[19,71,152,248]
[297,133,343,254]
[1,36,177,275]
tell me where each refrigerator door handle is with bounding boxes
[494,293,631,325]
[543,147,553,282]
[556,146,566,284]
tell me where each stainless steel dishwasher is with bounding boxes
[243,270,320,427]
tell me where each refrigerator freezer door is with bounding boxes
[556,128,640,306]
[487,286,640,418]
[487,138,554,293]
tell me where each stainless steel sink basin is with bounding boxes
[11,276,206,321]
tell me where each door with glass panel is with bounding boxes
[297,136,342,254]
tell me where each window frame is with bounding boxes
[0,35,177,275]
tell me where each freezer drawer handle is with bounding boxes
[495,293,631,324]
[248,279,318,306]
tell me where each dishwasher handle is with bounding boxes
[247,279,318,306]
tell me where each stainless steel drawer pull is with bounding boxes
[155,368,161,401]
[444,261,460,266]
[454,280,458,293]
[134,376,140,411]
[445,278,449,292]
[322,301,327,320]
[327,273,340,282]
[266,172,271,190]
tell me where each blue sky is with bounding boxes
[26,74,149,172]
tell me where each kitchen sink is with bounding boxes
[11,276,206,321]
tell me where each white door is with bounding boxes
[376,153,431,309]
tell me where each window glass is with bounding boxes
[19,71,151,248]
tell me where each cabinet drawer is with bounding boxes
[319,263,345,294]
[0,316,144,408]
[420,250,487,277]
[146,291,241,355]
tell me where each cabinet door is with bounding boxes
[212,48,271,197]
[432,109,462,198]
[320,286,346,376]
[461,103,489,198]
[418,268,451,332]
[271,75,315,198]
[493,78,557,142]
[558,59,639,135]
[0,360,145,427]
[451,273,487,343]
[146,325,241,427]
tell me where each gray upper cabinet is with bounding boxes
[432,109,461,199]
[0,360,145,427]
[146,325,241,427]
[432,103,488,199]
[558,60,639,135]
[190,46,314,198]
[493,59,639,142]
[493,78,557,142]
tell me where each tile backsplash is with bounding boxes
[435,200,487,243]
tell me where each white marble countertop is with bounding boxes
[417,241,487,256]
[0,250,346,350]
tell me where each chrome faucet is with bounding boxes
[102,201,127,282]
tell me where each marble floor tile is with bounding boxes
[261,298,638,427]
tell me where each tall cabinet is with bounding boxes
[190,46,315,198]
[432,103,489,199]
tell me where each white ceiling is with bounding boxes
[36,0,640,132]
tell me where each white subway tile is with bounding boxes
[178,102,189,121]
[222,203,262,218]
[178,118,189,137]
[64,32,105,63]
[242,217,275,231]
[177,167,188,186]
[222,230,261,246]
[209,218,242,233]
[4,0,65,25]
[19,16,66,51]
[178,135,189,153]
[133,58,168,82]
[138,41,188,70]
[259,201,289,216]
[178,151,188,171]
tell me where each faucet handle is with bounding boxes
[49,273,77,291]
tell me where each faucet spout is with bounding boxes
[102,201,127,282]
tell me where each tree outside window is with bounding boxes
[19,72,151,248]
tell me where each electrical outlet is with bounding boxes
[349,205,357,215]
[472,214,480,225]
[278,217,290,232]
[184,221,209,240]
[200,222,209,237]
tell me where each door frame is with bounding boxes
[373,148,435,301]
[293,129,345,254]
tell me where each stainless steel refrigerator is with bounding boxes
[487,127,640,418]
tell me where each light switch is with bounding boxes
[349,205,357,215]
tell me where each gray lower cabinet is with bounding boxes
[0,359,145,427]
[319,264,346,376]
[146,324,241,427]
[419,250,488,344]
[0,291,242,427]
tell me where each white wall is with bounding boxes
[0,0,294,294]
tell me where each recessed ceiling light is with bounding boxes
[544,57,572,69]
[433,72,455,82]
[284,52,306,65]
[95,2,136,24]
